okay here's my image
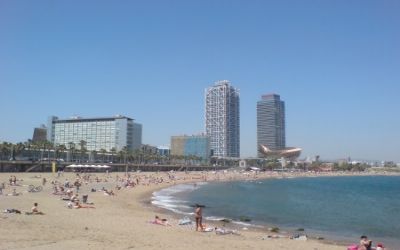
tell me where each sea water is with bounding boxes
[152,176,400,247]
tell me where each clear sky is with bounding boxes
[0,1,399,162]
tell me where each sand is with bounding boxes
[0,171,375,250]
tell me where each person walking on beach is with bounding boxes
[195,204,204,231]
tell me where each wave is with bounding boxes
[151,182,207,215]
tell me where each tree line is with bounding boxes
[0,140,207,166]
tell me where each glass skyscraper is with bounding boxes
[47,115,142,151]
[170,135,210,161]
[205,80,240,157]
[257,94,285,156]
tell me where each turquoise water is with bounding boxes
[152,176,400,247]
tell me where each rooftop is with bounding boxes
[52,115,134,123]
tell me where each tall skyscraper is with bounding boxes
[205,80,240,157]
[257,94,285,156]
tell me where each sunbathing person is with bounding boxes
[73,200,95,209]
[214,227,240,235]
[151,215,171,226]
[30,203,44,215]
[8,188,22,196]
[70,194,79,202]
[103,189,115,196]
[3,208,21,214]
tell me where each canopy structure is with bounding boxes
[66,164,111,169]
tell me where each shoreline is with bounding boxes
[146,172,400,247]
[146,171,400,249]
[0,171,398,249]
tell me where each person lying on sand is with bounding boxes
[73,200,95,209]
[7,188,22,196]
[103,189,115,196]
[214,227,240,235]
[3,208,21,214]
[262,234,288,240]
[151,215,171,226]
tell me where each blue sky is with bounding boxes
[0,1,399,161]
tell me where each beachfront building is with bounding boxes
[132,122,142,150]
[205,80,240,158]
[257,94,285,156]
[170,135,210,162]
[32,125,47,142]
[47,115,142,151]
[157,146,170,156]
[140,144,158,155]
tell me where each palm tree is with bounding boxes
[24,140,33,160]
[30,141,40,161]
[99,148,107,163]
[110,147,116,163]
[68,142,76,162]
[121,146,130,164]
[36,141,46,161]
[44,140,54,160]
[79,140,87,163]
[0,142,12,160]
[117,150,124,163]
[131,149,140,164]
[13,142,26,159]
[90,150,97,163]
[56,144,67,160]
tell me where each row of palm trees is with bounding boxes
[0,140,209,166]
[0,140,68,161]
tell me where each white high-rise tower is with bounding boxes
[205,80,240,157]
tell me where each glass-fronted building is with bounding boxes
[132,123,142,150]
[257,94,285,156]
[170,135,210,161]
[205,80,240,157]
[47,115,142,151]
[157,146,170,156]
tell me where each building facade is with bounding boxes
[132,122,142,150]
[205,80,240,157]
[47,115,141,152]
[170,135,210,161]
[157,146,170,156]
[32,125,47,143]
[257,94,285,156]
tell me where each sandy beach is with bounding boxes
[0,170,392,250]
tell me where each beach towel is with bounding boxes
[178,217,192,225]
[347,245,358,250]
[203,227,214,232]
[25,212,44,215]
